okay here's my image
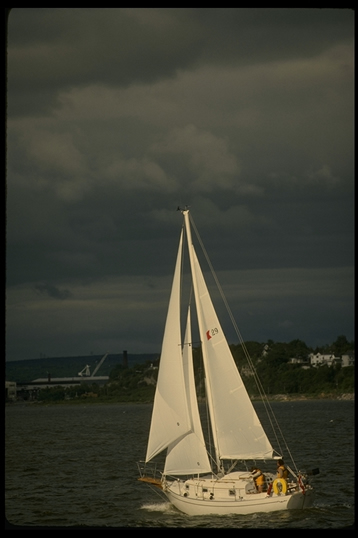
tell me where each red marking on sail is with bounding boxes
[206,330,212,340]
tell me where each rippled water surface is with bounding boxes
[5,400,354,528]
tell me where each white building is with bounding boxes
[5,381,17,401]
[309,353,341,367]
[341,353,355,367]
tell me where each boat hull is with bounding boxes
[163,474,314,516]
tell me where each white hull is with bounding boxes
[163,473,314,516]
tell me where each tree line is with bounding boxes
[35,335,354,403]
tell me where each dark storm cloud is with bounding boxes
[35,282,73,300]
[8,8,353,116]
[8,8,202,115]
[6,8,354,361]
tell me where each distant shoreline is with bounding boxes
[255,393,354,402]
[6,392,354,406]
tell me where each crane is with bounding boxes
[78,364,91,377]
[78,353,109,377]
[91,353,109,377]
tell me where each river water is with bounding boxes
[5,400,354,528]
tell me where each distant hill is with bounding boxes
[5,353,159,383]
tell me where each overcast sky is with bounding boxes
[6,8,354,362]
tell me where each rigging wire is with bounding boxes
[189,213,299,473]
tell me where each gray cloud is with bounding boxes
[6,8,354,361]
[8,9,353,114]
[34,283,73,300]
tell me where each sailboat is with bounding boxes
[138,208,316,516]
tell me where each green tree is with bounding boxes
[331,335,353,356]
[37,386,65,402]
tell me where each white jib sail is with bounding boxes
[164,306,212,475]
[145,230,192,463]
[192,245,274,461]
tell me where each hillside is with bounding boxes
[5,353,159,383]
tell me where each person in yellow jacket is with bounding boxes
[250,466,266,493]
[266,459,289,496]
[276,459,288,480]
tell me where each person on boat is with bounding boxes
[266,459,289,496]
[250,466,266,493]
[276,459,288,481]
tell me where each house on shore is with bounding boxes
[309,352,354,368]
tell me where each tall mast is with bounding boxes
[182,209,222,474]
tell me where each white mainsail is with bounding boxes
[145,229,192,463]
[190,243,274,461]
[164,306,212,475]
